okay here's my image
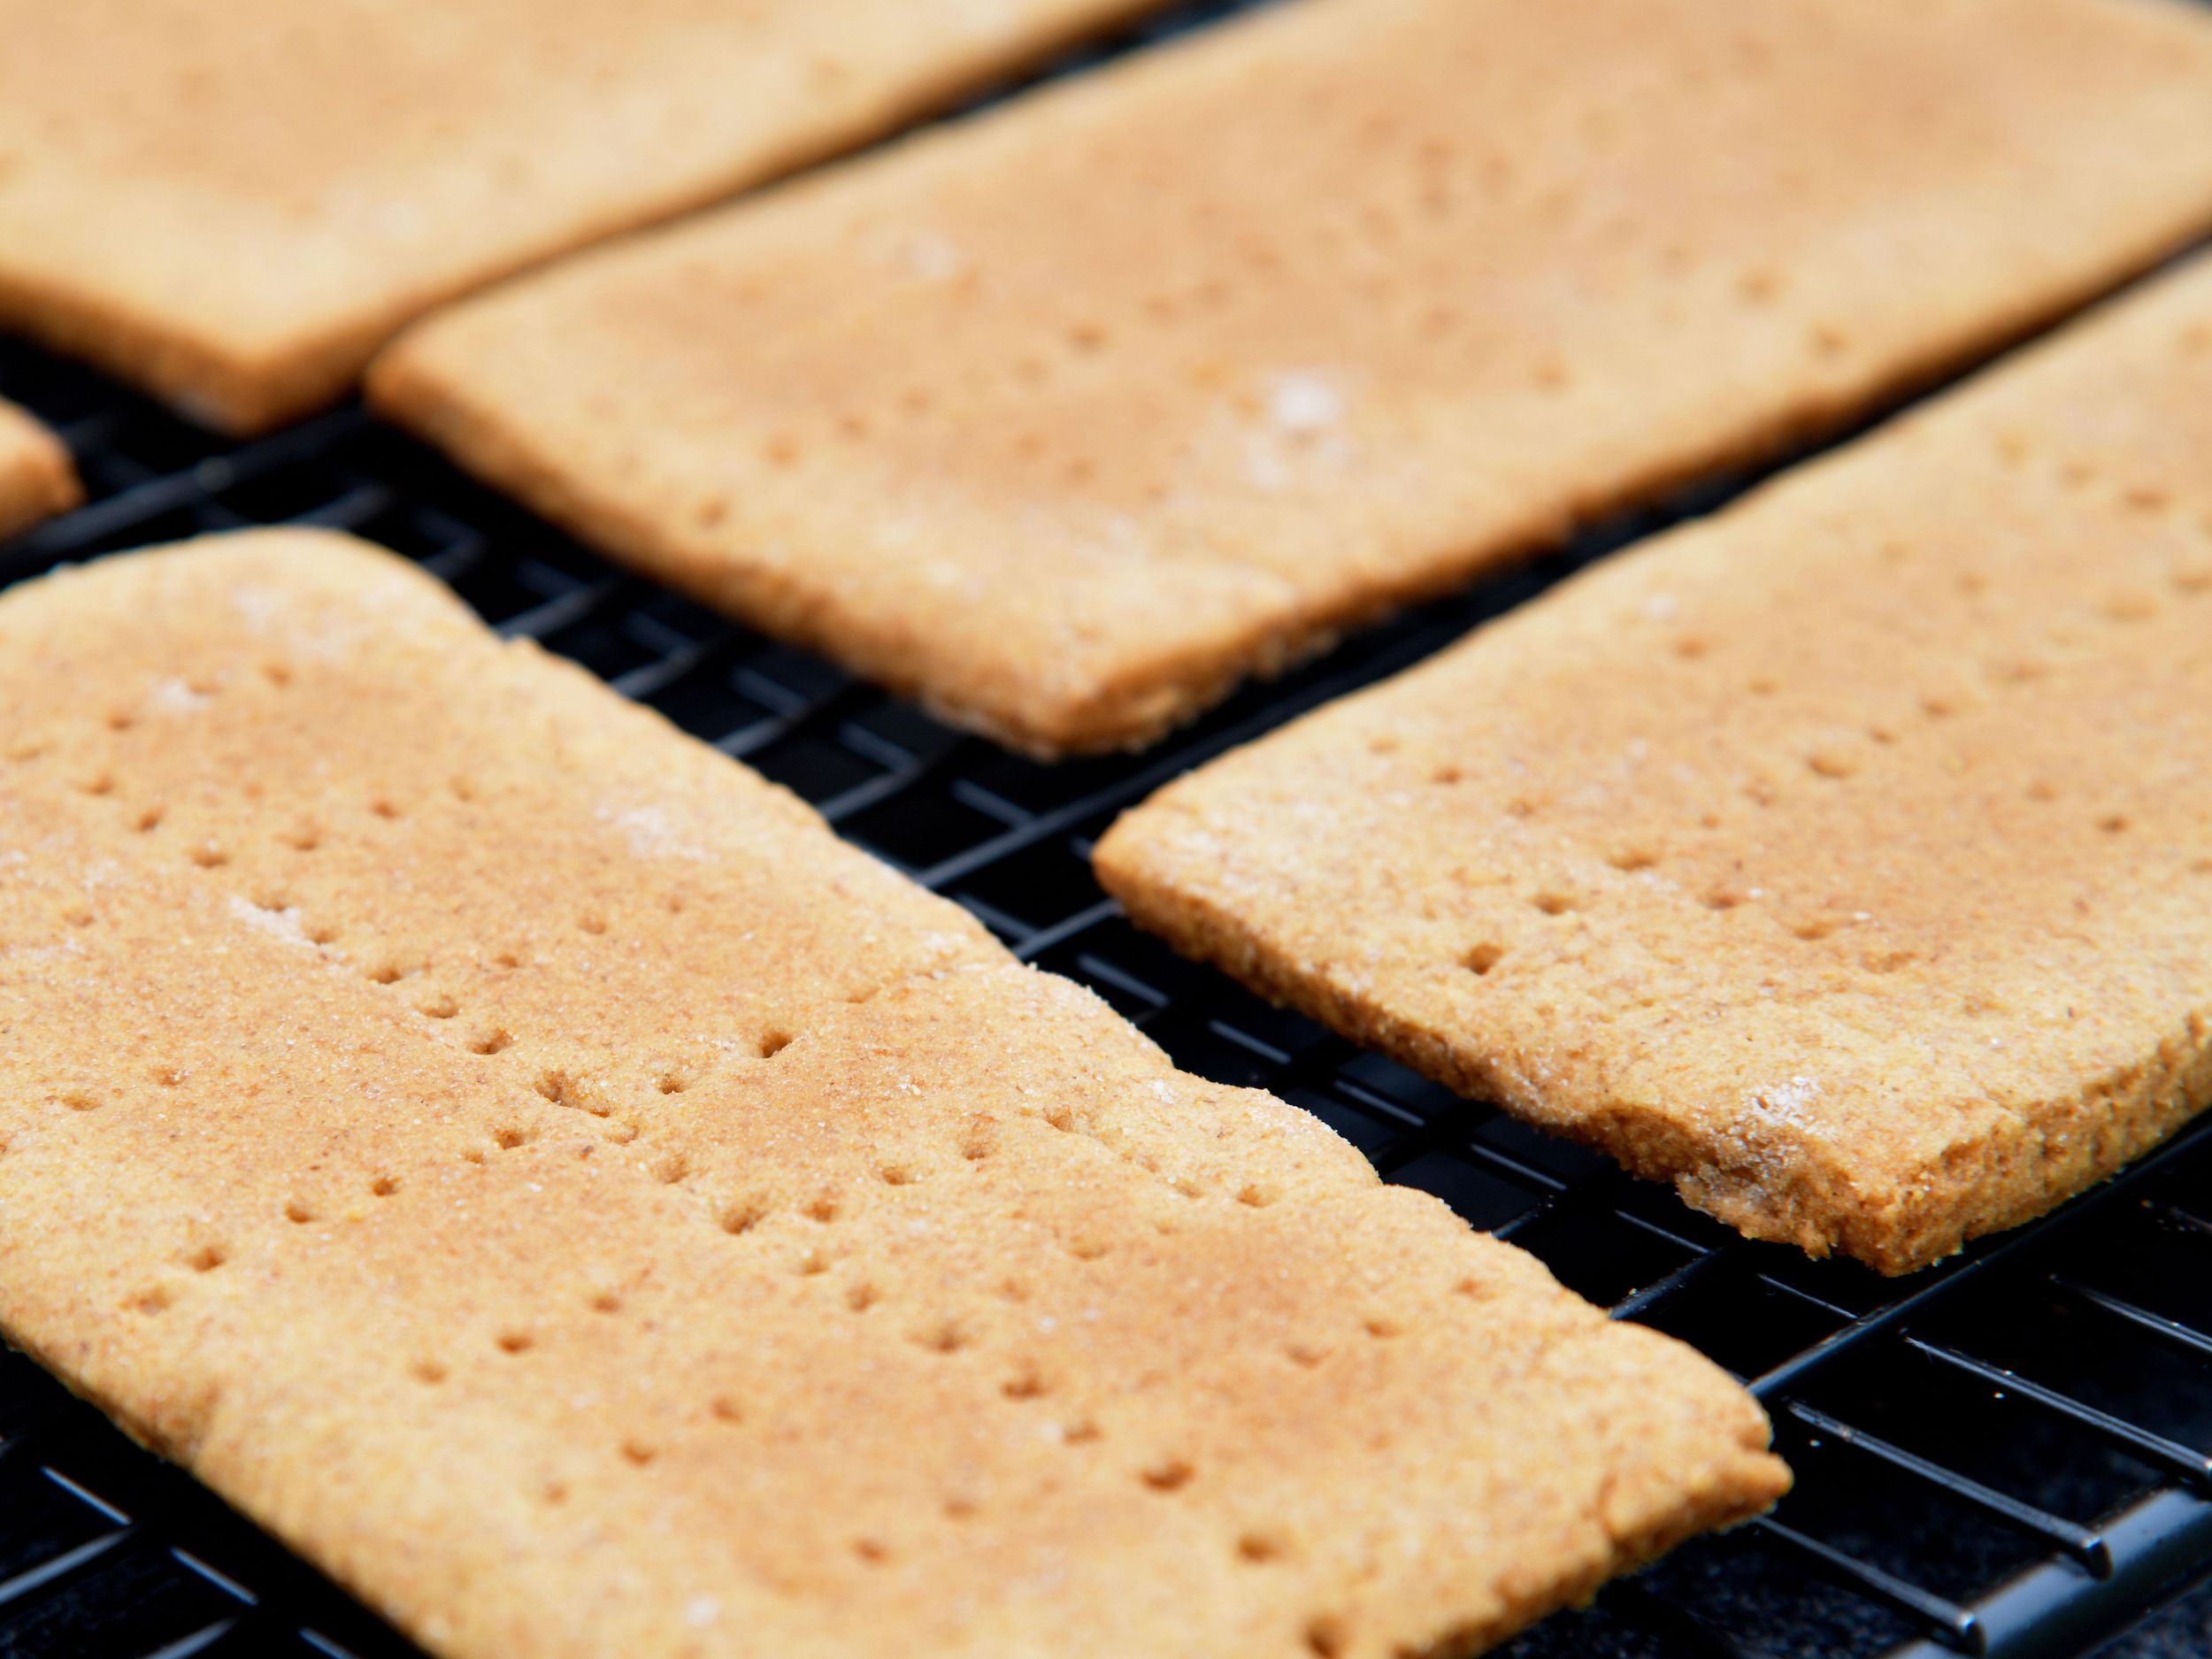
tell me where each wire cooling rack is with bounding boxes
[4,4,2212,1656]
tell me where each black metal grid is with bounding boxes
[5,6,2212,1656]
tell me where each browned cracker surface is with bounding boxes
[1097,259,2212,1278]
[373,0,2212,756]
[0,400,79,541]
[0,0,1165,433]
[0,530,1782,1659]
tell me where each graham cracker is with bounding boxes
[1097,257,2212,1278]
[0,399,78,540]
[0,529,1783,1659]
[373,0,2212,755]
[0,0,1166,433]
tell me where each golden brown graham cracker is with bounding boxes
[0,400,79,540]
[374,0,2212,756]
[1098,259,2212,1279]
[0,0,1168,434]
[0,530,1783,1659]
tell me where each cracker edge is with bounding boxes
[1094,801,2212,1275]
[0,405,81,540]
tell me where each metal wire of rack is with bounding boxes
[4,6,2212,1657]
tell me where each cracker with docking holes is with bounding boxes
[1096,258,2212,1278]
[0,530,1782,1659]
[0,400,78,540]
[0,0,1167,433]
[372,0,2212,755]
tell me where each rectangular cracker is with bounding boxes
[0,0,1167,433]
[0,529,1783,1659]
[1097,257,2212,1278]
[0,399,78,540]
[372,0,2212,757]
